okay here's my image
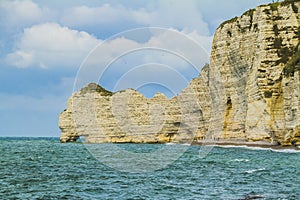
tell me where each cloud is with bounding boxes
[6,22,211,71]
[6,50,34,68]
[197,0,271,30]
[147,0,210,35]
[61,4,145,27]
[4,1,213,70]
[0,0,274,137]
[60,3,156,39]
[61,1,210,36]
[3,1,212,99]
[6,23,100,69]
[72,28,211,94]
[0,0,54,30]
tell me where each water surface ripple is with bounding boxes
[0,138,299,199]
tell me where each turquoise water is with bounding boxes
[1,138,299,199]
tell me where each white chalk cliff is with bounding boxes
[60,0,300,147]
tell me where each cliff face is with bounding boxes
[59,82,201,143]
[59,1,300,146]
[210,0,300,146]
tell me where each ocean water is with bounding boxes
[1,138,299,199]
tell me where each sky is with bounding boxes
[0,0,272,137]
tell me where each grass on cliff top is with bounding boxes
[79,83,113,96]
[244,9,255,17]
[219,17,238,29]
[218,0,298,29]
[218,8,254,30]
[281,0,299,6]
[264,0,299,11]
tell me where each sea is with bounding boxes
[1,137,299,200]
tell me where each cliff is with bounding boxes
[59,0,300,147]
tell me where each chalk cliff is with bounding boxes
[59,0,300,147]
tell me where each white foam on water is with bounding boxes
[207,144,300,153]
[242,146,271,151]
[243,146,300,153]
[230,158,250,162]
[166,143,176,145]
[166,143,191,146]
[270,148,300,153]
[181,143,191,146]
[245,168,266,174]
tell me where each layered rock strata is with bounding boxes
[59,0,300,146]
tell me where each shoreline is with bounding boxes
[192,140,300,151]
[2,137,299,151]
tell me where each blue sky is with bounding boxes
[0,0,272,137]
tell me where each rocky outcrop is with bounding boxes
[59,0,300,147]
[210,0,300,146]
[59,82,201,143]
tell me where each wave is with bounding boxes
[243,146,300,153]
[166,143,191,146]
[245,168,266,174]
[208,144,300,153]
[166,143,176,145]
[229,159,250,162]
[269,148,300,153]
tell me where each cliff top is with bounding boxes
[79,83,113,96]
[219,0,299,29]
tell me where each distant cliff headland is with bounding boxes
[59,0,300,148]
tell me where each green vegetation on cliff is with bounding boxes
[283,46,300,77]
[79,83,113,96]
[219,0,299,29]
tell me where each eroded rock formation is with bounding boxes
[59,0,300,146]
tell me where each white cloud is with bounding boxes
[61,1,210,36]
[186,31,213,55]
[72,28,211,93]
[61,4,143,27]
[6,23,100,68]
[0,0,276,137]
[6,50,34,68]
[0,0,54,29]
[148,0,210,35]
[4,0,213,70]
[81,29,211,72]
[6,22,212,71]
